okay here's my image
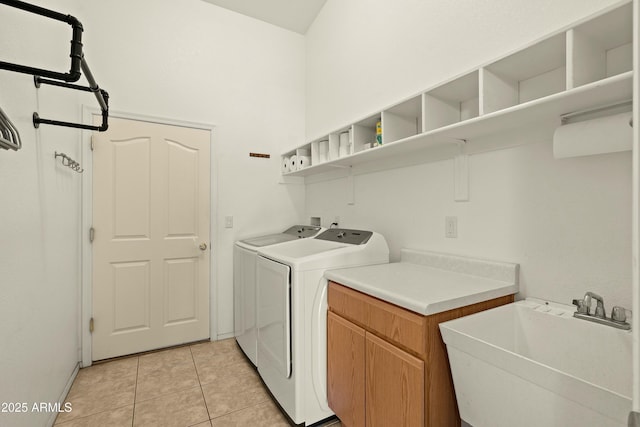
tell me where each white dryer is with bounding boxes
[234,225,323,366]
[256,228,389,425]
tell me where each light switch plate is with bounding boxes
[445,216,457,238]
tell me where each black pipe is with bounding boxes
[1,0,110,132]
[80,57,108,111]
[0,0,80,24]
[99,90,109,131]
[33,72,109,132]
[0,0,83,82]
[34,76,93,92]
[34,57,108,113]
[33,113,99,131]
[32,89,109,132]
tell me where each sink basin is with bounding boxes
[439,298,632,427]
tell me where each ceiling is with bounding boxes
[201,0,327,34]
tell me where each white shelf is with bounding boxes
[481,33,566,114]
[353,114,380,153]
[283,1,633,178]
[285,72,632,177]
[424,71,479,131]
[383,95,422,143]
[568,2,632,88]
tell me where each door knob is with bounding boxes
[199,243,208,251]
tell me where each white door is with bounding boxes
[92,117,211,360]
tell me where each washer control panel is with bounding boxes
[315,228,373,245]
[283,225,323,239]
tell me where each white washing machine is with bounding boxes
[256,228,389,425]
[234,225,323,366]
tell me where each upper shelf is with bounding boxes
[282,1,633,177]
[287,72,632,176]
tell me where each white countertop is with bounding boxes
[324,249,519,316]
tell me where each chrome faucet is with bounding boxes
[572,292,630,330]
[584,291,605,318]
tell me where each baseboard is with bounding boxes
[47,362,79,427]
[216,332,235,340]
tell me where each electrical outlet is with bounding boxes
[445,216,457,238]
[225,216,233,228]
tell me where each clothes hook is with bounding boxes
[54,151,83,173]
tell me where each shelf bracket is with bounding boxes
[454,141,469,202]
[278,175,304,185]
[347,166,355,205]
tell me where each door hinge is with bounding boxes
[89,227,95,243]
[89,317,94,333]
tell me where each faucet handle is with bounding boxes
[611,306,627,323]
[572,299,588,314]
[584,292,606,318]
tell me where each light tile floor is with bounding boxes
[54,338,341,427]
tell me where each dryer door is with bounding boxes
[234,244,258,366]
[257,255,292,378]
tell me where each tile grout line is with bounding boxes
[207,397,272,423]
[53,403,135,426]
[130,356,202,405]
[191,344,213,424]
[191,340,269,424]
[54,356,141,426]
[200,340,283,424]
[131,356,140,427]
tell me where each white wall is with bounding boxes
[305,0,632,308]
[0,0,305,425]
[76,0,306,337]
[0,1,83,426]
[0,0,632,425]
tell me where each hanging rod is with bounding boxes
[33,58,110,132]
[0,0,83,82]
[560,100,632,124]
[0,0,109,132]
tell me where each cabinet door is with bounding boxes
[327,311,365,427]
[366,332,424,427]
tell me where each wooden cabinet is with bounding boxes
[327,311,365,427]
[366,332,424,427]
[327,281,514,427]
